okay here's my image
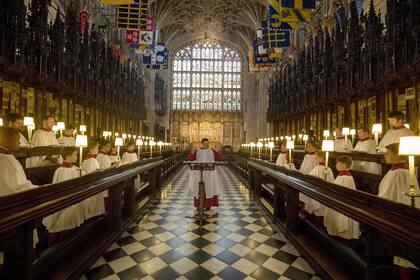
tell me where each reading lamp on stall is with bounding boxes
[23,117,35,142]
[75,134,88,167]
[322,140,334,180]
[79,125,86,135]
[136,139,143,155]
[286,140,294,168]
[115,137,123,157]
[257,142,263,159]
[323,130,330,140]
[158,141,163,156]
[149,140,156,157]
[342,127,350,152]
[350,129,356,144]
[303,135,309,149]
[372,123,382,147]
[268,141,275,162]
[57,122,65,138]
[399,136,420,207]
[250,142,255,157]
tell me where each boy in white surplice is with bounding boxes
[188,138,224,210]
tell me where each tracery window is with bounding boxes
[172,41,241,111]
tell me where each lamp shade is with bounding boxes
[342,127,350,135]
[0,118,3,126]
[133,135,136,139]
[102,131,108,137]
[52,125,58,132]
[350,129,356,136]
[303,135,309,141]
[256,142,263,148]
[323,130,330,137]
[268,142,275,149]
[399,136,420,155]
[115,132,119,137]
[115,138,123,146]
[250,142,256,147]
[404,123,410,129]
[298,134,303,139]
[150,140,156,146]
[372,124,382,134]
[292,135,296,140]
[275,137,279,141]
[23,117,34,126]
[122,133,127,139]
[322,140,334,152]
[57,122,65,130]
[158,141,163,146]
[286,140,295,150]
[136,139,143,146]
[128,134,131,138]
[75,135,88,147]
[79,125,86,132]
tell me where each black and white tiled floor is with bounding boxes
[82,166,320,280]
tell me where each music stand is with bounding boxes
[185,161,216,226]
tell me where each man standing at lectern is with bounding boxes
[188,138,224,210]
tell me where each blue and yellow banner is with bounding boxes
[269,0,312,30]
[280,0,316,9]
[261,20,290,49]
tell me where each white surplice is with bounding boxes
[19,132,30,147]
[352,138,382,175]
[378,165,420,268]
[378,126,415,152]
[333,138,353,152]
[122,152,141,189]
[0,153,39,246]
[275,153,287,166]
[122,152,138,164]
[26,129,59,167]
[299,154,318,174]
[110,154,121,165]
[58,136,76,146]
[42,166,84,233]
[300,165,335,215]
[189,149,220,200]
[97,152,112,169]
[81,158,106,220]
[323,174,361,239]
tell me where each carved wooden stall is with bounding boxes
[0,1,146,137]
[0,154,184,279]
[227,153,420,280]
[267,0,420,138]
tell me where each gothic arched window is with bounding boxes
[172,41,241,111]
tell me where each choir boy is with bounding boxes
[378,111,414,152]
[301,151,335,216]
[58,124,76,146]
[122,141,138,164]
[378,143,419,275]
[6,113,30,147]
[81,141,105,220]
[324,156,360,240]
[333,128,353,152]
[188,138,223,210]
[299,141,318,174]
[352,127,381,174]
[26,115,60,167]
[0,127,39,246]
[42,147,84,244]
[110,145,121,165]
[96,140,112,169]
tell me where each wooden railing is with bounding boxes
[227,153,420,280]
[0,153,184,280]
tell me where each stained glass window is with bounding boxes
[172,41,241,111]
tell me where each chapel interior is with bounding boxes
[0,0,420,279]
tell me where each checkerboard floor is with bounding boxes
[81,166,321,280]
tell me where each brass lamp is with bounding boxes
[399,136,420,207]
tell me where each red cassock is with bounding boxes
[188,149,224,209]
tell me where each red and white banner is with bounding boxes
[125,29,140,45]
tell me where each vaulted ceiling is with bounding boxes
[148,0,268,54]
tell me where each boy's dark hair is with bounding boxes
[388,111,405,121]
[41,115,53,121]
[315,150,325,159]
[6,113,22,123]
[87,140,98,151]
[126,140,135,146]
[306,140,318,150]
[61,146,78,158]
[100,140,111,148]
[66,124,75,130]
[336,155,352,168]
[385,143,399,155]
[358,127,370,134]
[201,138,209,143]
